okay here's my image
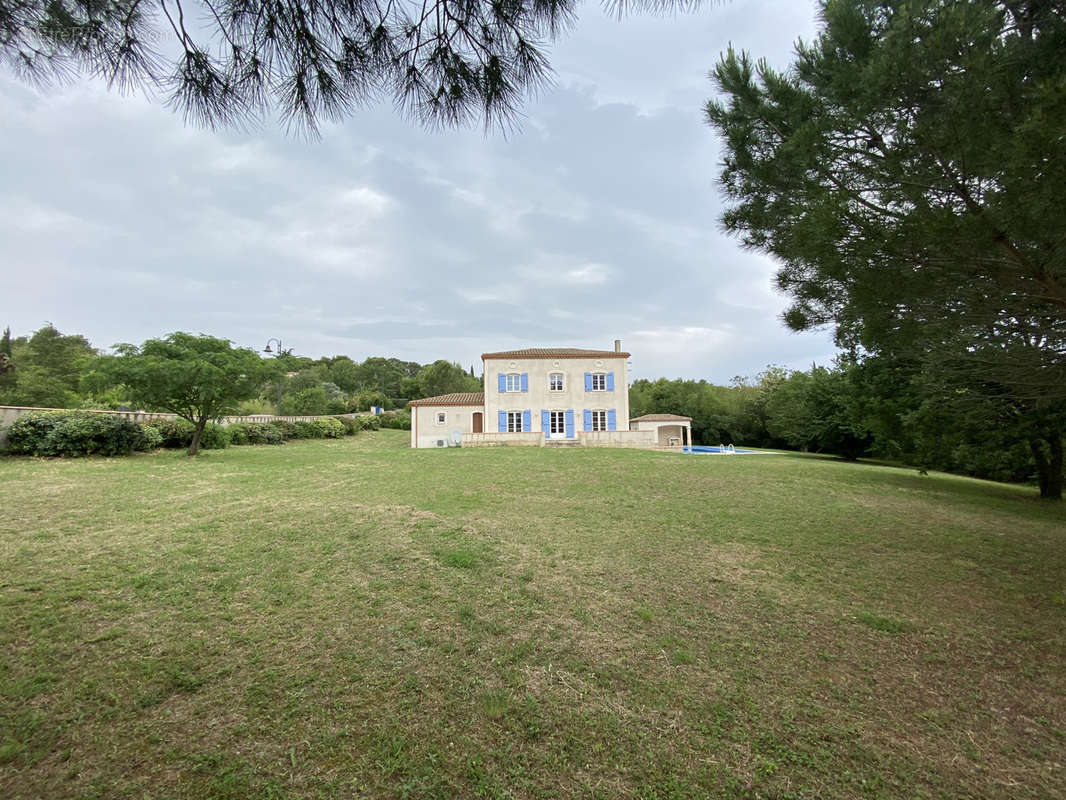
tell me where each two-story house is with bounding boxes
[409,342,632,448]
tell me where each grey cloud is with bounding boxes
[0,1,837,384]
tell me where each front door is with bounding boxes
[472,412,483,433]
[549,411,566,439]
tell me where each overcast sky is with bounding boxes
[0,0,836,383]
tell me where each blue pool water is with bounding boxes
[682,445,757,454]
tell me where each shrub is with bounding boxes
[5,411,64,454]
[140,424,164,450]
[270,420,302,440]
[332,416,361,436]
[294,418,346,439]
[380,411,411,430]
[361,415,381,431]
[228,422,284,446]
[6,411,145,457]
[199,423,230,450]
[143,418,229,449]
[145,418,196,448]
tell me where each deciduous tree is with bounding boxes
[98,332,278,455]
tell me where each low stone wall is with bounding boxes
[579,430,658,448]
[459,429,675,450]
[462,432,544,447]
[0,405,366,447]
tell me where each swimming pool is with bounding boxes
[681,445,758,454]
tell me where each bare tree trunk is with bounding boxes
[1030,434,1064,500]
[188,418,207,456]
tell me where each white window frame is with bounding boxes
[507,411,523,433]
[435,411,447,425]
[505,373,522,392]
[590,410,607,431]
[549,373,564,392]
[591,372,607,391]
[549,410,566,435]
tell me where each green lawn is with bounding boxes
[1,431,1063,799]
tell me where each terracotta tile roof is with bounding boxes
[481,348,630,360]
[408,392,485,407]
[630,413,693,422]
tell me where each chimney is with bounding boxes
[614,339,621,353]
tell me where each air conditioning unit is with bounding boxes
[436,439,446,447]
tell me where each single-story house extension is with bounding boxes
[408,342,693,449]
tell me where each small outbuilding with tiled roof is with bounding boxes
[630,413,693,447]
[409,392,486,449]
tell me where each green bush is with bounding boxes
[6,411,146,457]
[199,423,230,450]
[5,411,64,454]
[143,418,229,449]
[294,418,346,439]
[361,415,381,431]
[270,420,301,440]
[145,418,196,448]
[379,411,411,430]
[331,416,361,436]
[228,422,284,446]
[140,424,164,450]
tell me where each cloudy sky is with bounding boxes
[0,0,836,383]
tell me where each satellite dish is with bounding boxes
[450,430,463,445]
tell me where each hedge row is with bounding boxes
[2,412,394,457]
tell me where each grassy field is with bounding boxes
[1,431,1063,799]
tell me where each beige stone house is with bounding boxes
[409,342,694,449]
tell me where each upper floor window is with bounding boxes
[549,373,564,392]
[505,373,522,392]
[591,373,606,391]
[436,412,446,425]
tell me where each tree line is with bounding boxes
[632,351,1063,498]
[0,324,481,416]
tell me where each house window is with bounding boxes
[591,373,606,391]
[505,373,522,392]
[549,411,566,435]
[435,412,446,425]
[590,410,607,431]
[507,411,523,433]
[549,373,564,392]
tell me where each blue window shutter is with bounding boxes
[498,373,507,393]
[541,409,550,438]
[521,372,529,392]
[522,409,531,432]
[565,409,575,439]
[606,372,615,391]
[607,409,617,431]
[498,411,507,432]
[584,372,592,392]
[583,409,592,431]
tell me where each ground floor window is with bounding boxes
[590,410,607,431]
[507,411,523,432]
